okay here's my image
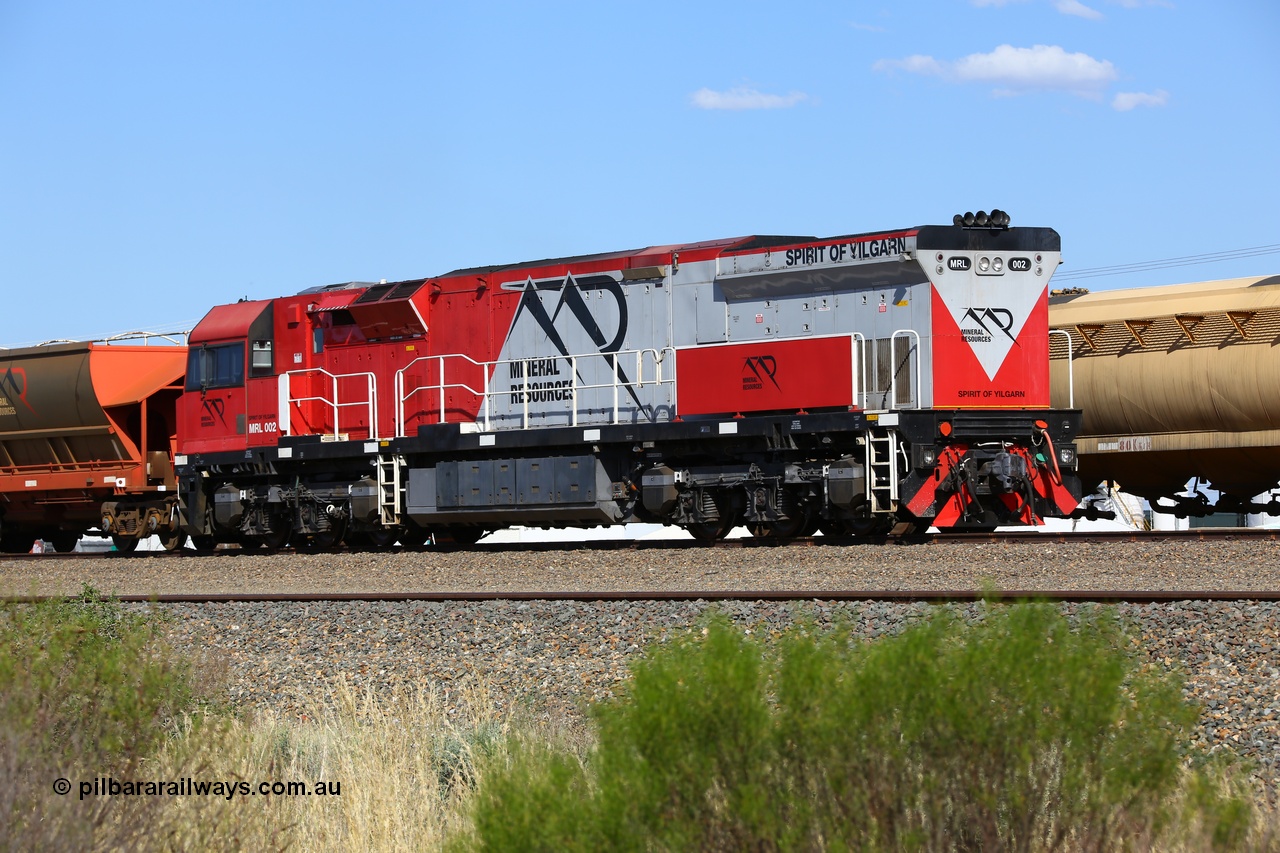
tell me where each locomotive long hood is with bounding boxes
[715,226,1061,300]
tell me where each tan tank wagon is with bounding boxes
[1050,274,1280,515]
[0,340,188,552]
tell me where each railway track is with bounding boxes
[5,526,1278,562]
[7,589,1280,605]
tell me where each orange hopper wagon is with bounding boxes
[0,341,187,553]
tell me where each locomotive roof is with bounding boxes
[433,226,929,279]
[436,236,751,279]
[286,222,1055,298]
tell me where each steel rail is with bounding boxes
[1,526,1277,561]
[7,589,1280,605]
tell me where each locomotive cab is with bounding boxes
[179,299,276,454]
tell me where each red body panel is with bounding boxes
[675,337,855,417]
[930,287,1049,408]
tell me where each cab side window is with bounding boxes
[186,343,246,391]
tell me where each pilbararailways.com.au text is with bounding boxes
[54,776,342,801]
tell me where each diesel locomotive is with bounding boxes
[0,212,1084,552]
[156,212,1083,549]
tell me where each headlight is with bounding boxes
[914,446,939,468]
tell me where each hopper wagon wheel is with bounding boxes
[159,528,189,552]
[1,534,37,554]
[110,534,140,554]
[50,532,82,553]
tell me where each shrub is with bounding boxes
[461,603,1260,852]
[0,586,210,849]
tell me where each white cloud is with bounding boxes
[875,44,1117,99]
[971,0,1167,13]
[690,87,809,111]
[1054,0,1104,18]
[1112,89,1169,111]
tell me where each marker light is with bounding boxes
[993,257,1004,272]
[978,257,991,272]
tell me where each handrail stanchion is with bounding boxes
[521,361,530,429]
[1049,328,1074,408]
[277,373,291,436]
[612,355,620,424]
[570,355,579,427]
[849,333,866,410]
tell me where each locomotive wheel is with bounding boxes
[246,527,290,552]
[111,534,140,554]
[687,516,735,543]
[799,512,822,537]
[435,526,486,546]
[297,521,347,553]
[364,527,400,551]
[50,532,81,553]
[936,524,997,534]
[191,535,218,553]
[758,511,811,540]
[847,517,894,537]
[399,525,431,549]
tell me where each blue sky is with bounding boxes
[2,1,1277,346]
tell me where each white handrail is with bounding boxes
[888,329,922,410]
[394,347,676,436]
[849,332,866,409]
[1049,328,1074,408]
[278,368,378,439]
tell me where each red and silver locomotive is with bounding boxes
[172,211,1083,548]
